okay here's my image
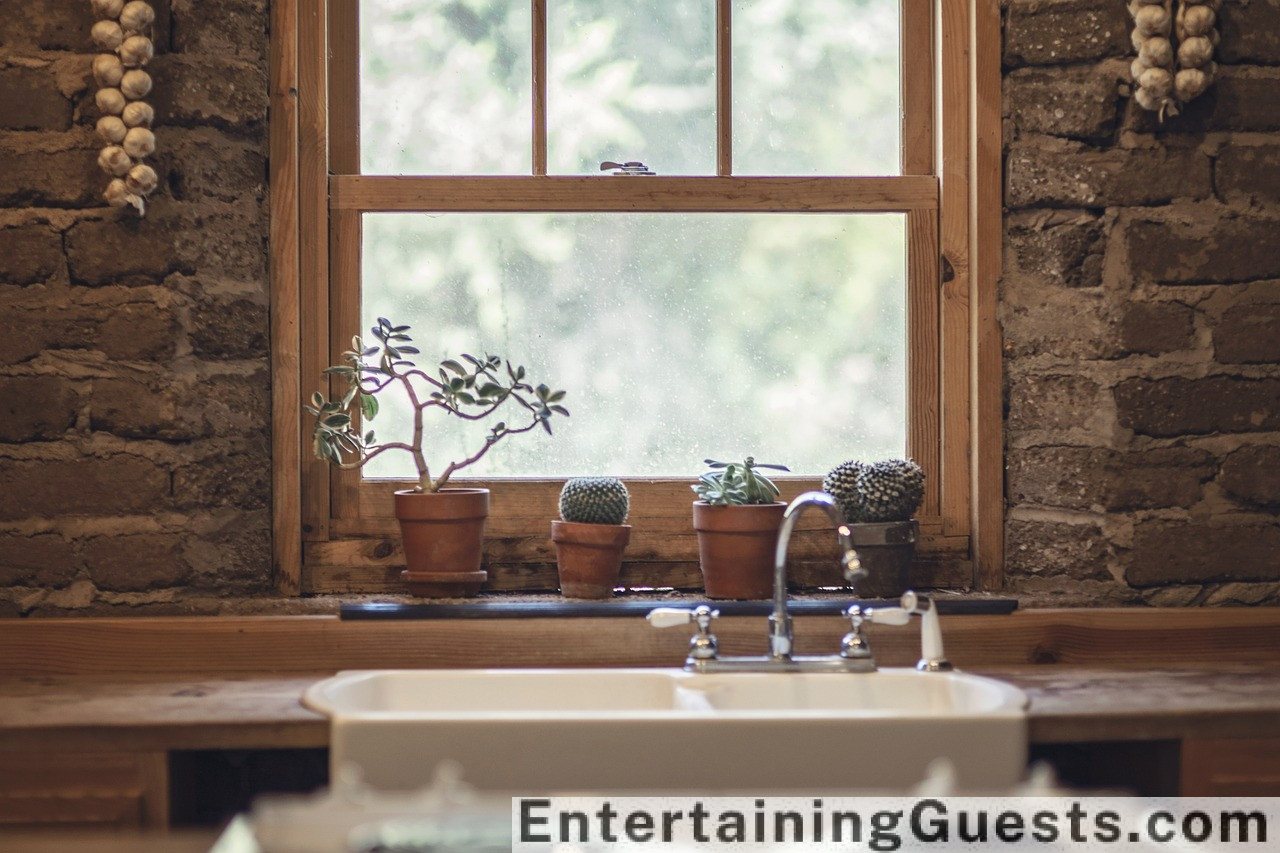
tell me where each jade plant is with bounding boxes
[692,457,789,506]
[307,317,568,493]
[823,458,925,523]
[559,477,630,525]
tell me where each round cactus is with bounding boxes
[559,477,630,525]
[822,459,865,523]
[824,458,924,523]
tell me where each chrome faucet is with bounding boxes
[768,491,863,659]
[648,491,875,673]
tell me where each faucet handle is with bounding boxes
[647,605,720,663]
[900,592,953,672]
[647,606,717,629]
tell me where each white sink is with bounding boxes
[304,667,1027,793]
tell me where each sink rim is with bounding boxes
[303,666,1028,721]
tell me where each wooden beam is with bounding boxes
[901,0,935,175]
[268,0,301,594]
[972,0,1004,588]
[716,0,732,176]
[532,0,547,175]
[329,175,940,212]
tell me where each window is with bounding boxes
[271,0,1002,595]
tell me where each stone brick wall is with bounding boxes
[0,1,272,614]
[2,2,1277,614]
[1002,0,1280,605]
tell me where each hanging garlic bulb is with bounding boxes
[118,1,155,32]
[104,178,131,206]
[95,87,126,115]
[123,126,156,159]
[118,35,154,67]
[98,146,132,176]
[91,0,124,18]
[1129,0,1178,120]
[92,54,124,87]
[121,101,154,128]
[96,115,127,143]
[125,163,159,196]
[91,20,124,49]
[120,69,151,99]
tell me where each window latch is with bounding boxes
[600,161,655,176]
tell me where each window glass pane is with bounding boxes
[360,0,531,174]
[548,0,715,175]
[733,0,901,176]
[361,213,906,478]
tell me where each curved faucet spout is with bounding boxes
[768,491,861,659]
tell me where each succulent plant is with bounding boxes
[823,458,925,523]
[559,477,630,525]
[307,318,568,493]
[692,457,789,506]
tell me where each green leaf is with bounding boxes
[377,317,390,329]
[549,404,569,416]
[442,359,465,375]
[360,393,379,420]
[323,413,351,428]
[311,391,324,408]
[477,383,504,398]
[455,392,476,405]
[322,366,355,376]
[547,390,566,402]
[364,430,375,444]
[535,383,550,400]
[390,324,410,333]
[398,346,420,355]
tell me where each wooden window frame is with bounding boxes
[269,0,1003,596]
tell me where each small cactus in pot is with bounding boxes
[823,458,925,597]
[551,477,631,599]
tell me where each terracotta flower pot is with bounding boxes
[394,488,489,597]
[692,501,786,599]
[551,520,632,599]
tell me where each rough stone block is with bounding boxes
[190,297,268,359]
[0,456,169,520]
[1216,145,1280,206]
[0,533,80,587]
[1137,67,1280,134]
[186,516,272,593]
[1007,446,1214,511]
[149,55,269,131]
[0,225,63,286]
[1214,302,1280,364]
[190,372,271,437]
[98,303,179,361]
[90,376,197,440]
[66,215,183,286]
[1220,445,1280,510]
[0,149,102,208]
[1218,0,1280,65]
[164,129,267,203]
[1115,376,1280,436]
[1006,446,1111,510]
[1105,448,1217,511]
[3,0,96,51]
[1127,521,1280,585]
[1125,216,1280,285]
[1000,285,1120,360]
[1120,301,1196,355]
[0,67,72,131]
[1004,0,1131,67]
[1005,211,1106,289]
[1004,64,1121,141]
[84,533,190,592]
[1007,374,1105,433]
[0,376,79,442]
[170,0,268,57]
[1005,519,1111,580]
[1006,142,1212,209]
[173,443,270,511]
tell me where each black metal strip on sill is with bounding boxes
[340,598,1018,620]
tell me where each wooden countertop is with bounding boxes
[1,610,1278,752]
[1,665,1278,752]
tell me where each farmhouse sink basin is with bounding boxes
[304,668,1027,793]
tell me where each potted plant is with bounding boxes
[822,458,925,598]
[551,477,631,599]
[308,317,568,597]
[691,457,789,599]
